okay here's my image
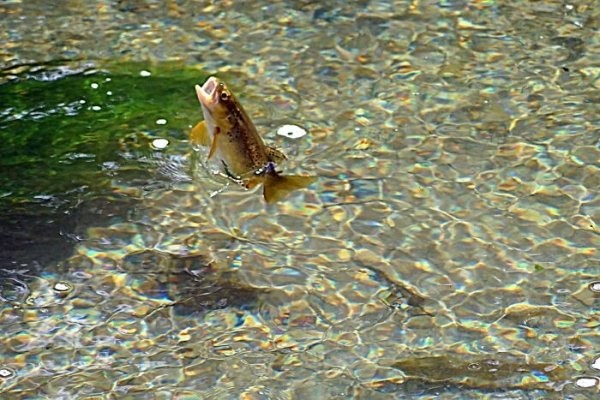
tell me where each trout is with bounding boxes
[190,76,316,203]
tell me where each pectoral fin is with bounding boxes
[263,172,317,204]
[190,121,211,146]
[206,126,221,160]
[191,121,220,160]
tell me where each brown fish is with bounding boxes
[190,76,315,203]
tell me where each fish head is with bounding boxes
[195,76,237,125]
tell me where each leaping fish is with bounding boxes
[190,76,316,203]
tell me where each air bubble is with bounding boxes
[53,282,72,292]
[575,376,598,388]
[0,368,15,379]
[591,356,600,371]
[277,124,307,139]
[467,363,480,371]
[151,138,169,150]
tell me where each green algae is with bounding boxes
[0,61,208,209]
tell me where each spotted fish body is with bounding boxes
[190,76,315,203]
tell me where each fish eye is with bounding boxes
[220,92,229,101]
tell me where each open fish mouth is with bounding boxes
[202,76,218,96]
[195,77,219,110]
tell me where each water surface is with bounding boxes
[1,1,599,399]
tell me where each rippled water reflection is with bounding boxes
[1,1,599,399]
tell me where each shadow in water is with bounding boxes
[0,195,135,272]
[120,250,267,317]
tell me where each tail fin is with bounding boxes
[263,172,317,204]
